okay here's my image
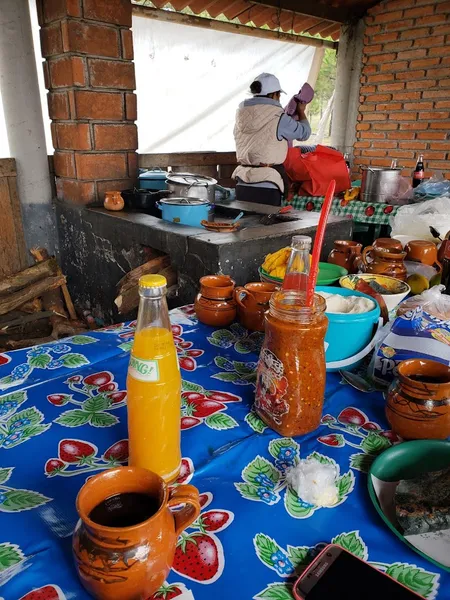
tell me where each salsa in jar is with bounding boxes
[254,290,328,436]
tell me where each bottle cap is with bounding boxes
[291,235,312,249]
[139,274,167,289]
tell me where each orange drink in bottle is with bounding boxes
[127,274,181,482]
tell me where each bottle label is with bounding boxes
[128,356,160,382]
[414,171,424,179]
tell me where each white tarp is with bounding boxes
[133,15,315,153]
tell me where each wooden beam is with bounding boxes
[139,151,238,168]
[132,5,337,48]
[0,158,16,178]
[249,0,359,24]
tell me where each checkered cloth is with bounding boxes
[288,196,399,225]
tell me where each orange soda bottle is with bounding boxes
[127,274,181,483]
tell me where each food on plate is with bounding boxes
[395,467,450,536]
[317,292,375,314]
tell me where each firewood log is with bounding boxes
[0,258,57,296]
[115,266,177,315]
[117,255,170,294]
[0,275,66,316]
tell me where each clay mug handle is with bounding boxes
[362,245,374,267]
[168,484,201,536]
[234,287,256,309]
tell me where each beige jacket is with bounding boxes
[233,102,288,192]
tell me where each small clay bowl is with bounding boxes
[199,275,235,300]
[405,240,438,266]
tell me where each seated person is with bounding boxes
[233,72,311,207]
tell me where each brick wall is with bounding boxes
[354,0,450,180]
[38,0,137,204]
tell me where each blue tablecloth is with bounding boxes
[0,307,448,599]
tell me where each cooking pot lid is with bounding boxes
[166,173,218,187]
[159,197,211,206]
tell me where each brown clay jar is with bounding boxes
[73,466,200,600]
[386,359,450,440]
[328,240,363,274]
[194,274,236,327]
[194,294,236,326]
[104,191,124,211]
[361,246,407,281]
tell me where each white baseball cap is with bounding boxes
[252,73,286,96]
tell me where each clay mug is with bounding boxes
[73,466,200,600]
[235,282,278,308]
[361,246,407,281]
[405,240,439,267]
[386,359,450,440]
[328,240,363,274]
[364,238,403,264]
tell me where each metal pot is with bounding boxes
[166,173,218,203]
[157,197,211,227]
[121,188,170,215]
[360,166,402,204]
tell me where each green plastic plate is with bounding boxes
[259,263,347,285]
[368,440,450,572]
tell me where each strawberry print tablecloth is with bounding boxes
[0,307,448,600]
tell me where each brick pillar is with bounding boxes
[37,0,137,205]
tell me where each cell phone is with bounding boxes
[293,544,424,600]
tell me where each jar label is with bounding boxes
[255,348,289,424]
[128,356,160,382]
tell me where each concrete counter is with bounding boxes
[57,202,352,322]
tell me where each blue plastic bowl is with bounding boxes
[316,286,381,370]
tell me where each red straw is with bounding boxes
[306,179,336,306]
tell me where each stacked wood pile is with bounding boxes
[0,247,89,351]
[114,254,177,315]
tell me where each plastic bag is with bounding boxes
[390,196,450,241]
[286,457,339,507]
[414,172,450,198]
[397,285,450,321]
[369,293,450,386]
[284,145,350,196]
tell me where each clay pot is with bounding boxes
[195,274,236,326]
[386,359,450,440]
[361,246,407,281]
[73,466,200,600]
[234,282,277,332]
[194,294,236,327]
[104,191,124,211]
[405,240,439,267]
[328,240,363,274]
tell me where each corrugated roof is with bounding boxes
[133,0,379,41]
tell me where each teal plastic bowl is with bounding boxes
[316,286,381,370]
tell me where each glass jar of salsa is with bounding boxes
[254,290,328,436]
